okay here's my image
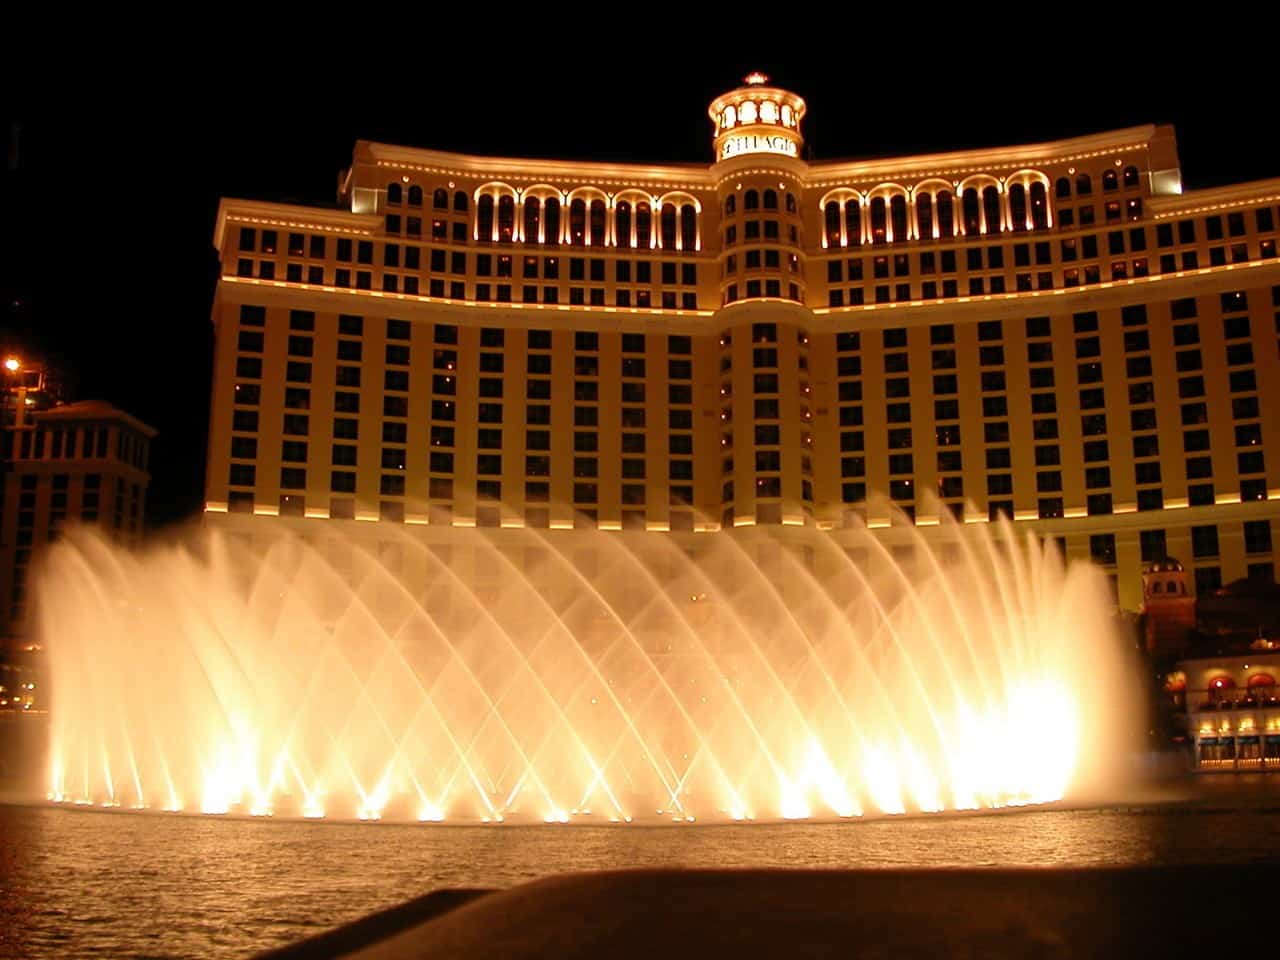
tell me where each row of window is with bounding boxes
[823,245,1277,305]
[1187,521,1276,559]
[240,230,706,282]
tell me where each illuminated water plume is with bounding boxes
[42,505,1130,824]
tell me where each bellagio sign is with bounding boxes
[719,134,799,160]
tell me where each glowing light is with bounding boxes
[418,804,445,823]
[3,357,19,372]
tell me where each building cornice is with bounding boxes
[359,142,715,192]
[214,198,381,250]
[804,126,1163,187]
[354,126,1171,195]
[1149,177,1280,219]
[35,401,157,438]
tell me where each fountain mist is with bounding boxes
[40,505,1134,824]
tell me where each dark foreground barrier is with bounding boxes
[256,865,1277,958]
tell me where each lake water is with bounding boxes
[2,777,1279,959]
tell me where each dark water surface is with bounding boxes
[2,778,1279,959]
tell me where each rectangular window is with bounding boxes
[237,331,264,353]
[1090,534,1117,565]
[1195,567,1222,595]
[1140,530,1167,563]
[1192,525,1220,559]
[1244,520,1274,555]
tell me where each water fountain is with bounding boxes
[40,501,1133,824]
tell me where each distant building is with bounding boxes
[0,355,154,654]
[203,74,1278,611]
[1177,650,1280,770]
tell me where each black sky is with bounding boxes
[0,40,1264,527]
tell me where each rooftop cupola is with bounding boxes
[708,73,806,163]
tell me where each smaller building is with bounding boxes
[0,356,155,656]
[1177,652,1280,770]
[1167,575,1280,769]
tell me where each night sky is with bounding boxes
[1,46,1261,527]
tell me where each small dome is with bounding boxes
[1144,557,1184,574]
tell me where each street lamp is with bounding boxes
[3,357,18,373]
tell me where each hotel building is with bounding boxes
[205,74,1279,613]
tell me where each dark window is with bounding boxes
[1245,521,1274,554]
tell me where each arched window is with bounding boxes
[680,204,697,251]
[869,196,887,244]
[1075,173,1092,196]
[1055,177,1071,199]
[725,195,736,217]
[1009,183,1028,231]
[660,204,678,248]
[824,202,841,246]
[636,202,651,248]
[763,189,778,210]
[1030,182,1049,230]
[476,195,495,241]
[589,199,606,245]
[497,195,515,243]
[936,191,954,237]
[785,193,796,213]
[1102,169,1118,191]
[523,197,541,243]
[744,189,759,210]
[1123,165,1140,188]
[616,202,632,248]
[433,188,449,209]
[454,191,469,212]
[569,198,587,245]
[982,186,1002,234]
[845,201,862,246]
[916,193,934,239]
[408,185,423,206]
[962,188,981,234]
[1209,676,1236,701]
[544,198,561,245]
[387,183,402,205]
[889,195,908,242]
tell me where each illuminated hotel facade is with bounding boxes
[205,75,1279,612]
